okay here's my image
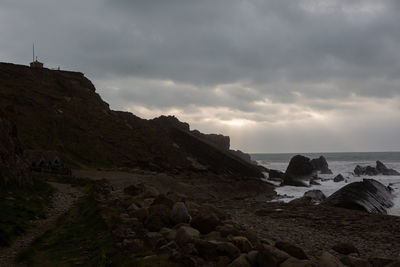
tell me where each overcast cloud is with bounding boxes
[1,0,400,152]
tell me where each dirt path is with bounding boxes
[0,182,83,267]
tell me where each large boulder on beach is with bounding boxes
[304,190,326,202]
[310,156,332,174]
[282,155,316,187]
[289,190,326,206]
[322,179,394,214]
[333,174,345,182]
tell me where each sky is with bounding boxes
[1,0,400,153]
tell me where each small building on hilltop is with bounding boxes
[30,58,43,68]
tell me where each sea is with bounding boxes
[251,152,400,216]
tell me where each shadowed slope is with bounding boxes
[0,62,262,177]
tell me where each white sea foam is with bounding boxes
[256,157,400,216]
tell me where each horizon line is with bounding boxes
[249,150,400,154]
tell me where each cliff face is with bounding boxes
[0,63,262,177]
[0,111,30,186]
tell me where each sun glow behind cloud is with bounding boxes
[97,72,400,153]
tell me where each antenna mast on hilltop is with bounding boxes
[30,43,43,68]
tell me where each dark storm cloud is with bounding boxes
[1,0,400,151]
[2,0,400,99]
[102,0,400,86]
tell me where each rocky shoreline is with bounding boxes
[74,169,400,266]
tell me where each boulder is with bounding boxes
[145,232,163,248]
[191,210,222,234]
[214,241,241,259]
[282,155,315,187]
[354,165,379,176]
[376,161,400,175]
[258,244,291,266]
[310,156,333,174]
[304,189,326,203]
[354,161,399,176]
[193,239,219,260]
[341,255,372,267]
[151,194,174,208]
[231,236,253,253]
[290,190,326,206]
[310,178,321,185]
[334,174,345,183]
[275,241,308,260]
[289,197,313,206]
[239,228,262,248]
[126,239,144,252]
[318,251,346,267]
[124,183,144,196]
[256,248,279,267]
[228,254,252,267]
[217,256,232,267]
[175,226,200,246]
[245,251,258,266]
[160,227,177,241]
[133,207,149,223]
[171,202,191,224]
[157,240,178,254]
[145,204,172,231]
[322,179,394,214]
[204,231,224,241]
[332,243,359,255]
[280,257,313,267]
[127,202,139,212]
[143,186,160,198]
[368,256,398,267]
[216,224,240,237]
[269,169,285,180]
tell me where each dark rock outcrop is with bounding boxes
[332,243,359,255]
[268,169,284,180]
[310,156,332,174]
[354,165,379,176]
[304,190,326,202]
[289,190,326,206]
[322,179,394,214]
[333,174,345,182]
[191,130,230,151]
[230,150,255,164]
[282,155,316,187]
[283,155,335,186]
[354,161,399,176]
[376,161,400,175]
[0,113,30,186]
[275,241,308,260]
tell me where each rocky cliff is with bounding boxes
[0,62,262,177]
[0,110,30,186]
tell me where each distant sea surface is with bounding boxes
[250,152,400,216]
